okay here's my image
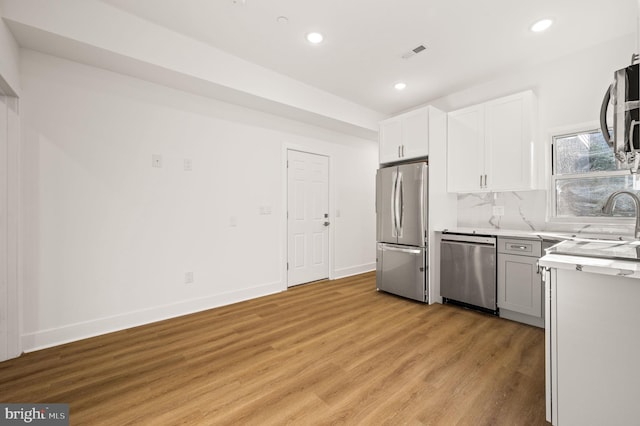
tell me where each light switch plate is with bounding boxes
[259,206,272,215]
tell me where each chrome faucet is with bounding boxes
[602,190,640,239]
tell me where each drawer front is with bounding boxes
[498,237,541,257]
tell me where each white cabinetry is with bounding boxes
[543,266,640,425]
[446,105,484,191]
[447,91,538,192]
[379,119,402,163]
[379,107,430,164]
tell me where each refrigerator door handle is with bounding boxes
[398,174,404,237]
[391,170,399,237]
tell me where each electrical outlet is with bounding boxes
[184,159,192,171]
[185,272,194,284]
[229,216,237,227]
[152,154,162,168]
[492,206,505,216]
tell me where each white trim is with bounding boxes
[0,95,8,361]
[547,121,603,140]
[0,95,20,362]
[22,280,283,352]
[546,122,638,227]
[282,144,334,287]
[7,97,20,359]
[545,121,600,222]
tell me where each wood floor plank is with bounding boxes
[0,271,547,425]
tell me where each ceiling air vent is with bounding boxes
[402,44,427,60]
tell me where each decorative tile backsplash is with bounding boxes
[457,190,637,236]
[457,191,548,231]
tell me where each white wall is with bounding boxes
[0,5,20,96]
[0,0,383,139]
[20,50,377,351]
[430,33,636,231]
[431,34,635,129]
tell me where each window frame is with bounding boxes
[548,124,636,225]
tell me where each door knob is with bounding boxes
[323,221,330,227]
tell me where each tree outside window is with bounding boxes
[552,129,640,218]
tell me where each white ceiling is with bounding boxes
[100,0,637,115]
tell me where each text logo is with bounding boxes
[0,404,68,425]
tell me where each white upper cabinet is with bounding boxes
[379,119,403,163]
[446,105,485,192]
[379,107,430,164]
[447,91,538,193]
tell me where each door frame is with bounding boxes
[0,95,21,361]
[282,144,334,289]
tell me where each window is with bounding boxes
[552,128,640,219]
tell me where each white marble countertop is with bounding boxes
[439,227,638,242]
[439,227,543,240]
[548,239,640,259]
[539,253,640,279]
[440,227,640,278]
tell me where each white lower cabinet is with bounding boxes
[497,237,543,328]
[544,267,640,425]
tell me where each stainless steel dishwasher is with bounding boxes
[440,234,497,314]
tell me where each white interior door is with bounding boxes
[287,150,329,287]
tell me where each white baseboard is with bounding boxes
[22,280,284,352]
[333,263,375,280]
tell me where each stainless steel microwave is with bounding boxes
[600,58,640,171]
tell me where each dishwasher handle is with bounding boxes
[441,234,496,246]
[441,240,496,248]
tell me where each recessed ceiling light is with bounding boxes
[531,18,553,33]
[306,32,324,44]
[394,82,407,91]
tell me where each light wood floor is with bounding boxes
[0,272,547,425]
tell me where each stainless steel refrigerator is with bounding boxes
[375,162,428,302]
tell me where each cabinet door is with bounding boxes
[485,91,534,191]
[552,268,640,425]
[447,105,485,192]
[497,253,542,317]
[401,108,429,160]
[379,119,402,164]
